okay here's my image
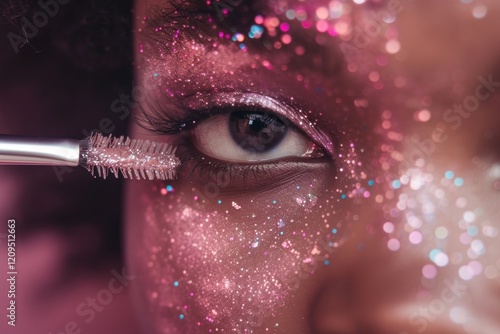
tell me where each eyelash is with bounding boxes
[138,103,293,135]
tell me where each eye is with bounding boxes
[191,108,325,163]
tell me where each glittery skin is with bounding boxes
[126,0,500,333]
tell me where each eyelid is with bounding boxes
[181,91,335,156]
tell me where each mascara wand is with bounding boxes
[0,133,180,180]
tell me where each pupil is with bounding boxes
[229,111,288,153]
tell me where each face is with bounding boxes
[125,0,500,333]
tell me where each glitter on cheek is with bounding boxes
[434,226,448,239]
[472,4,488,19]
[132,168,347,333]
[422,264,438,279]
[434,252,449,267]
[281,34,292,44]
[414,109,431,122]
[385,39,401,54]
[454,177,464,187]
[383,222,394,233]
[408,230,422,244]
[387,238,400,251]
[459,265,474,280]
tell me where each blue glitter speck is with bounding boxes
[429,248,441,261]
[218,200,222,204]
[173,281,179,287]
[454,178,464,187]
[324,260,330,265]
[368,180,374,186]
[250,25,264,34]
[391,180,401,189]
[467,226,478,236]
[166,185,173,192]
[445,170,454,179]
[332,229,337,234]
[179,314,184,320]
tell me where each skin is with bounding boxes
[126,0,500,333]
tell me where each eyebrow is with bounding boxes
[144,0,346,77]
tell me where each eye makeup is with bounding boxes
[133,0,374,208]
[137,91,335,156]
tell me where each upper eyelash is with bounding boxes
[133,91,203,134]
[135,99,293,136]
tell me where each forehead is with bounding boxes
[137,0,368,77]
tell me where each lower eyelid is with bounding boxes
[176,144,334,194]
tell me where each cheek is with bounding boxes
[124,158,379,332]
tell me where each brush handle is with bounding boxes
[0,135,81,166]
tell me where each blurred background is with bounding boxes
[0,1,139,332]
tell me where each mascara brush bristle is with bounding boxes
[82,133,180,181]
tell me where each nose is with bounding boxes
[306,222,413,334]
[309,276,413,334]
[309,280,359,334]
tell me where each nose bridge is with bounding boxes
[308,236,371,334]
[309,271,358,334]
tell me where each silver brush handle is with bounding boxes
[0,135,81,166]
